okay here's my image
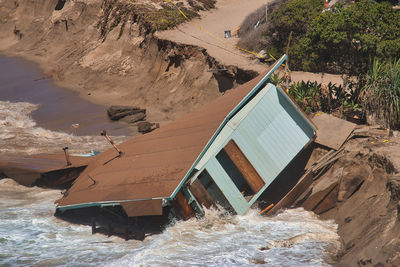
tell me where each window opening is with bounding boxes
[216,140,265,201]
[217,150,253,197]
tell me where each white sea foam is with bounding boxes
[0,100,128,155]
[0,179,138,267]
[107,208,340,267]
[0,177,340,267]
[0,178,340,266]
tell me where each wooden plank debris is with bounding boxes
[190,179,215,209]
[0,154,90,187]
[312,113,357,150]
[267,170,314,215]
[267,144,347,215]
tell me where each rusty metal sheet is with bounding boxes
[312,113,356,150]
[121,199,162,217]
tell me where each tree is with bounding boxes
[265,0,324,57]
[291,0,400,73]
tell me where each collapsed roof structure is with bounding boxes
[56,55,316,222]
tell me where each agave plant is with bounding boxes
[288,81,321,113]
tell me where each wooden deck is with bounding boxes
[0,154,91,188]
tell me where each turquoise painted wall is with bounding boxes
[190,83,315,215]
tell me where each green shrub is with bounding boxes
[264,0,324,58]
[249,0,400,74]
[142,6,198,31]
[361,58,400,129]
[98,0,216,39]
[286,81,360,114]
[291,0,400,73]
[267,75,361,114]
[377,39,400,58]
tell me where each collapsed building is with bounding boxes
[55,55,317,239]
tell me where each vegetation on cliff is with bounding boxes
[291,0,400,73]
[271,59,400,129]
[98,0,216,39]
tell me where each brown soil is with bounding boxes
[298,131,400,266]
[0,0,344,127]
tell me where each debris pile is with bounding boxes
[260,112,400,266]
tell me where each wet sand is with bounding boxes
[0,55,135,136]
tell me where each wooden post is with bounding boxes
[190,179,215,208]
[284,31,293,90]
[91,218,96,234]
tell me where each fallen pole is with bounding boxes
[101,130,123,156]
[62,147,72,166]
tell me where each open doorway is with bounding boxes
[216,140,265,201]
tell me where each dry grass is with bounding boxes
[237,5,268,52]
[237,0,288,53]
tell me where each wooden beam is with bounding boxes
[172,191,195,220]
[224,140,265,193]
[190,179,215,209]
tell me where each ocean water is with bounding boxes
[0,57,341,266]
[0,178,340,267]
[0,100,128,155]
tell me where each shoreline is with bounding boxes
[0,54,135,137]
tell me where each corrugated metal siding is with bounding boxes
[232,84,313,185]
[191,83,315,215]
